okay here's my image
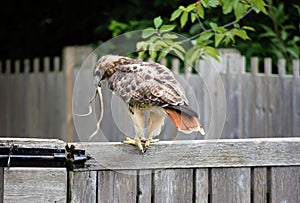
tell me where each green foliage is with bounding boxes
[136,0,268,66]
[257,2,300,71]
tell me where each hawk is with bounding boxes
[93,55,205,153]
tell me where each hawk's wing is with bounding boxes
[108,62,189,107]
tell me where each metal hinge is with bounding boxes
[0,144,87,170]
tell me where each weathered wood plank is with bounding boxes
[98,170,137,203]
[292,59,300,136]
[4,168,67,203]
[0,63,7,137]
[0,167,3,203]
[194,168,209,203]
[211,167,251,203]
[0,138,65,149]
[270,166,300,203]
[69,170,97,203]
[74,138,300,170]
[253,167,268,203]
[137,170,152,203]
[153,169,193,203]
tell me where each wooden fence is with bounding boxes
[0,46,299,142]
[0,137,299,203]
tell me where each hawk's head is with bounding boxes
[93,55,131,87]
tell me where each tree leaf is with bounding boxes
[234,2,250,20]
[197,3,204,18]
[186,4,196,12]
[191,13,197,23]
[232,29,250,40]
[209,22,218,32]
[180,11,188,28]
[148,35,159,43]
[201,0,218,8]
[215,33,225,47]
[154,16,163,29]
[172,48,185,61]
[204,46,220,61]
[158,48,170,61]
[162,33,178,39]
[173,43,186,53]
[160,25,176,33]
[222,0,233,14]
[170,9,183,21]
[242,26,255,31]
[198,31,214,42]
[250,0,268,14]
[142,27,156,38]
[136,41,147,51]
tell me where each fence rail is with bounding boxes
[1,138,299,203]
[0,47,300,142]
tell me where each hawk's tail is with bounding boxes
[164,107,205,135]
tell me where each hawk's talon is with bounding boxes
[144,138,160,149]
[123,137,144,153]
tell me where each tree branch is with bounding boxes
[179,7,254,44]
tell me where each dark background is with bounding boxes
[0,0,299,60]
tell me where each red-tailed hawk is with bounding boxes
[93,55,205,153]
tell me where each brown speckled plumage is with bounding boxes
[93,55,205,153]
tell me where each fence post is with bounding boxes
[0,167,3,203]
[62,46,93,142]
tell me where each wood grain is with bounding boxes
[69,170,97,203]
[4,168,67,203]
[194,168,209,203]
[137,170,152,203]
[0,167,3,203]
[73,138,300,170]
[153,169,193,203]
[98,170,137,203]
[211,167,251,203]
[270,166,300,203]
[253,167,268,203]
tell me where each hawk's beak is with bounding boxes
[94,76,101,87]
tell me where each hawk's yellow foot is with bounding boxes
[123,137,144,153]
[142,138,160,149]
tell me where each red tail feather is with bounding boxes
[164,108,205,135]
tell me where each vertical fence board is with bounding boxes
[271,167,300,203]
[153,169,193,203]
[98,170,137,203]
[28,59,39,138]
[0,167,3,203]
[137,170,152,203]
[5,60,11,136]
[69,170,97,203]
[211,168,251,203]
[264,58,272,138]
[222,52,243,139]
[250,57,259,138]
[292,59,300,136]
[194,168,209,203]
[13,61,22,137]
[253,167,268,203]
[4,168,67,203]
[268,75,282,137]
[54,57,66,140]
[0,61,6,136]
[241,73,253,138]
